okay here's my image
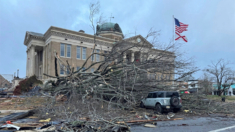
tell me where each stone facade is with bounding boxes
[24,25,175,83]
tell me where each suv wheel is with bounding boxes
[170,96,180,107]
[140,102,145,108]
[155,104,163,113]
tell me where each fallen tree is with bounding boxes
[38,2,198,131]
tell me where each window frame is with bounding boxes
[66,45,71,58]
[60,65,64,75]
[82,47,87,60]
[60,44,65,57]
[77,46,81,59]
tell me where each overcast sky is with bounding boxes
[0,0,234,79]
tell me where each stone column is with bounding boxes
[26,50,29,77]
[31,45,35,76]
[42,46,45,79]
[131,51,134,62]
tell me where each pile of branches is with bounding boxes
[39,29,198,132]
[181,94,235,115]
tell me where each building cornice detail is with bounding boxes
[45,31,114,47]
[25,36,45,46]
[25,34,45,45]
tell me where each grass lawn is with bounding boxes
[207,95,235,101]
[0,96,48,110]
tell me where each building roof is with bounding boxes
[96,22,123,34]
[27,31,44,37]
[0,74,12,83]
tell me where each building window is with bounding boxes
[67,45,71,57]
[91,48,94,61]
[96,49,100,62]
[60,65,64,75]
[60,44,65,57]
[67,66,71,74]
[82,47,86,60]
[77,66,80,71]
[77,46,81,59]
[91,68,95,73]
[82,67,86,72]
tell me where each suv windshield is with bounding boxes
[166,92,179,97]
[157,92,164,98]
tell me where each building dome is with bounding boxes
[96,22,123,34]
[96,22,123,40]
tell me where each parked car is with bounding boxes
[140,91,182,113]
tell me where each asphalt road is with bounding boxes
[130,116,235,132]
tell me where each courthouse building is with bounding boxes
[24,22,174,82]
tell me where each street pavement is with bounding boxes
[130,116,235,132]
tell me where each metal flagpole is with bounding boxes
[173,15,175,48]
[173,15,175,88]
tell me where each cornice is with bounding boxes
[46,31,114,47]
[25,35,45,46]
[117,40,152,48]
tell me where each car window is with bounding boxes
[147,93,153,98]
[153,93,157,98]
[157,92,164,98]
[166,92,179,97]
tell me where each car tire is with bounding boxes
[170,96,180,107]
[155,104,163,114]
[140,102,145,108]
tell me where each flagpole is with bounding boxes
[173,15,175,88]
[173,15,175,48]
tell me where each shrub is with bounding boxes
[13,75,42,95]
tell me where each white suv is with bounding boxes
[140,91,182,113]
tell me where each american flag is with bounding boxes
[175,22,188,33]
[174,18,188,42]
[175,18,188,33]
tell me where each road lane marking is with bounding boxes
[208,125,235,132]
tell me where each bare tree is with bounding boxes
[204,59,235,96]
[198,72,213,95]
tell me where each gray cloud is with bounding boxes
[0,0,234,78]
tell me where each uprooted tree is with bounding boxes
[41,28,198,108]
[42,1,198,112]
[38,1,198,131]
